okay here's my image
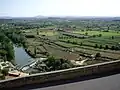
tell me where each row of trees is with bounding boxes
[94,44,120,50]
[0,32,15,63]
[60,39,120,51]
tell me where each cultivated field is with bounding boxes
[22,28,120,66]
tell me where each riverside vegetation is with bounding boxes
[0,17,120,76]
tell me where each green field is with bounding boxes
[73,30,120,36]
[23,29,120,60]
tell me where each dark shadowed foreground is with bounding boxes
[12,70,120,90]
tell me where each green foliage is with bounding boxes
[94,44,98,48]
[37,29,39,35]
[85,32,88,35]
[111,45,115,50]
[105,45,109,49]
[0,32,14,63]
[98,34,102,37]
[95,53,101,60]
[80,42,83,46]
[1,68,9,76]
[61,63,71,69]
[0,50,7,56]
[92,35,96,37]
[44,56,74,71]
[4,42,14,61]
[0,73,5,80]
[99,45,102,49]
[111,36,114,39]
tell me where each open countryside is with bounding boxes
[0,17,120,80]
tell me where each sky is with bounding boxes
[0,0,120,17]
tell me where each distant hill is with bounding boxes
[0,15,120,21]
[0,16,12,19]
[34,15,48,19]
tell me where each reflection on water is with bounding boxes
[13,45,33,67]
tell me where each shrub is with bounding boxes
[95,53,101,57]
[111,45,115,50]
[93,35,96,37]
[80,42,83,46]
[94,44,98,48]
[25,35,35,38]
[98,34,102,37]
[105,45,109,49]
[85,32,88,35]
[111,36,114,39]
[99,45,102,49]
[2,68,9,76]
[95,53,101,60]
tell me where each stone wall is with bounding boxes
[0,60,120,88]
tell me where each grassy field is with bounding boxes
[73,30,120,36]
[38,30,58,36]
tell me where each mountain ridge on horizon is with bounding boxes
[0,15,120,19]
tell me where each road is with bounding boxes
[14,71,120,90]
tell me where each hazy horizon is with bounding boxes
[0,0,120,17]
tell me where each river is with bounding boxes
[13,45,34,67]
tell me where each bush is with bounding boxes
[115,46,119,50]
[2,68,9,76]
[99,45,102,49]
[80,42,83,46]
[111,36,114,39]
[85,32,88,35]
[0,74,5,80]
[111,46,115,50]
[103,30,109,32]
[94,44,98,48]
[105,45,109,49]
[61,63,71,69]
[98,34,102,37]
[67,40,70,43]
[25,35,35,38]
[95,53,101,60]
[93,35,96,37]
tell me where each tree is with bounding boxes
[2,68,9,76]
[80,42,83,46]
[99,45,102,49]
[85,32,88,35]
[61,63,71,69]
[95,53,101,60]
[67,40,70,43]
[98,34,102,37]
[105,45,109,49]
[34,46,37,55]
[93,35,96,37]
[115,46,119,50]
[94,44,98,48]
[54,59,62,70]
[95,53,101,57]
[112,36,114,39]
[4,42,14,62]
[37,29,39,35]
[111,45,115,50]
[0,73,5,80]
[46,56,55,67]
